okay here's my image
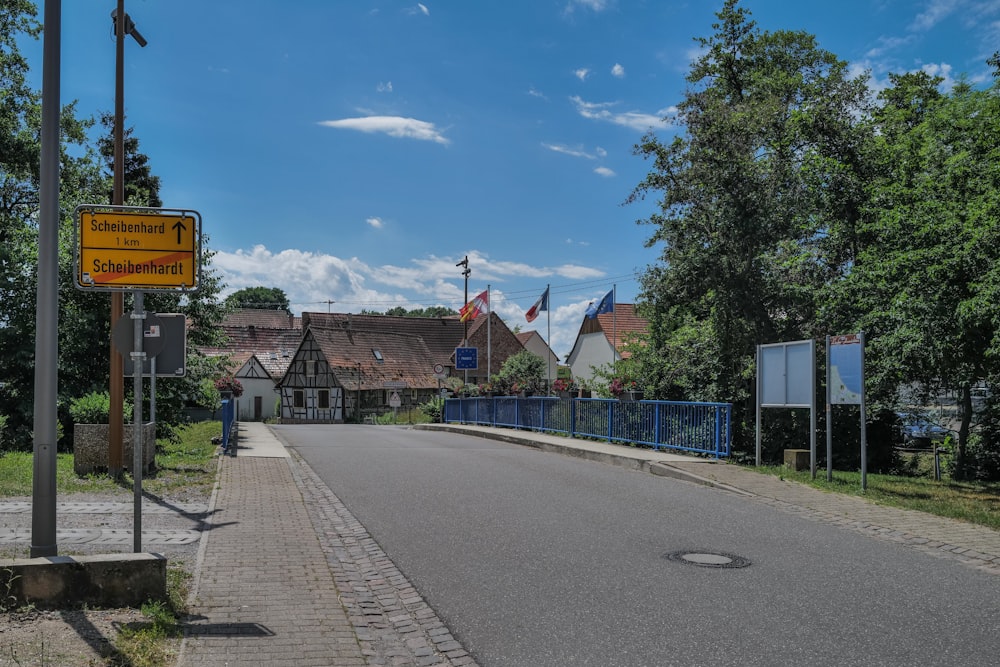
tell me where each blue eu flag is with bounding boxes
[585,289,614,319]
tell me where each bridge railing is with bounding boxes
[444,396,732,458]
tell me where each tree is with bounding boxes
[226,286,290,314]
[97,111,162,207]
[830,71,1000,476]
[628,0,873,455]
[498,350,546,394]
[0,1,229,448]
[364,306,458,318]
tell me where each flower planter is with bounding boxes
[620,391,644,401]
[73,423,156,475]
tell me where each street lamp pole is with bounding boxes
[31,0,62,558]
[109,1,146,476]
[457,256,470,385]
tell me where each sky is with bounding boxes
[21,0,1000,359]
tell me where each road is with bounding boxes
[278,424,1000,667]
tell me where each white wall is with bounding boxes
[567,332,618,385]
[236,377,280,421]
[521,334,560,383]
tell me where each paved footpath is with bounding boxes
[177,423,478,667]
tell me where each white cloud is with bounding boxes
[528,86,547,99]
[921,61,956,88]
[595,147,607,158]
[570,96,674,131]
[412,3,430,16]
[910,0,960,31]
[611,63,625,78]
[542,142,595,159]
[574,68,591,82]
[214,244,613,359]
[377,81,393,93]
[366,217,384,229]
[318,116,450,144]
[566,0,610,12]
[594,166,616,177]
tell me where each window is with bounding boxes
[293,390,304,408]
[305,360,316,377]
[372,349,384,363]
[318,389,330,409]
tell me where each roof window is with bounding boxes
[373,349,384,363]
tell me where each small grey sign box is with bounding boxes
[122,313,187,377]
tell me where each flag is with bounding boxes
[460,289,489,322]
[525,287,549,323]
[585,289,614,319]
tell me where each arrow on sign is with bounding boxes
[172,219,187,245]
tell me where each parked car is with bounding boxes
[896,412,950,448]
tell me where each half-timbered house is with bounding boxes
[278,311,525,422]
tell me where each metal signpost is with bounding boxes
[75,205,201,552]
[756,339,817,475]
[828,333,867,489]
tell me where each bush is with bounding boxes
[419,396,445,423]
[69,391,133,424]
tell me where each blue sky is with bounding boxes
[23,0,1000,359]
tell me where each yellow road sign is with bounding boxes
[76,207,201,290]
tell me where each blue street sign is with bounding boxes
[455,347,478,370]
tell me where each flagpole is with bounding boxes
[487,284,492,380]
[612,284,617,366]
[545,283,551,388]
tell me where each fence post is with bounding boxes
[653,402,661,451]
[570,398,577,438]
[607,400,613,443]
[714,406,722,458]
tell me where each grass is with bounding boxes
[0,422,218,667]
[0,421,220,498]
[753,463,1000,531]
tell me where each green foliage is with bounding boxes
[68,391,133,425]
[629,0,873,454]
[419,396,444,422]
[754,465,1000,531]
[0,2,228,449]
[364,305,459,317]
[0,421,219,496]
[225,286,291,313]
[498,350,547,393]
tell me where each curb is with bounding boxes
[414,423,753,496]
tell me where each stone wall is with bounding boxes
[73,423,156,475]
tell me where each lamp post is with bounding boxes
[108,1,146,476]
[31,0,61,558]
[456,256,470,384]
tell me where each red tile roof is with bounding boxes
[302,312,468,364]
[198,325,302,379]
[306,325,440,391]
[575,303,649,358]
[222,309,300,330]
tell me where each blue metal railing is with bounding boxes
[221,398,237,456]
[444,396,732,458]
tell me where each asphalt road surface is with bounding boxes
[278,424,1000,667]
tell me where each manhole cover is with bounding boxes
[663,550,751,569]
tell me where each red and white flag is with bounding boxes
[459,289,489,322]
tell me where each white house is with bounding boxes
[565,303,648,386]
[515,330,560,384]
